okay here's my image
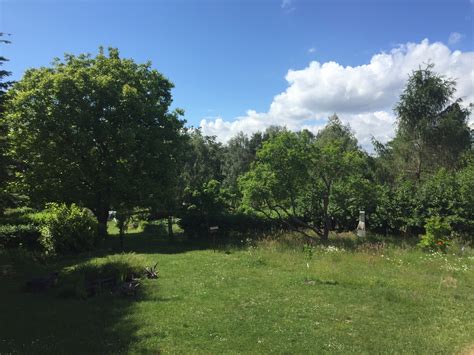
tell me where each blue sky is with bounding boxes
[1,0,473,147]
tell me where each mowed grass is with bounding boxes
[0,232,473,354]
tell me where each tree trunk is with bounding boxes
[322,194,330,241]
[167,215,173,240]
[96,207,109,240]
[119,222,124,251]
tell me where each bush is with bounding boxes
[142,220,167,235]
[57,253,147,298]
[33,203,99,255]
[457,161,474,237]
[0,224,41,249]
[179,212,282,238]
[0,207,36,225]
[418,216,452,252]
[371,167,473,239]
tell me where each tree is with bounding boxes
[308,120,366,239]
[180,129,224,192]
[180,179,231,237]
[393,64,471,180]
[457,158,474,235]
[0,33,13,214]
[221,126,287,205]
[240,119,366,241]
[222,131,264,204]
[315,114,358,151]
[5,47,185,237]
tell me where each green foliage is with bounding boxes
[0,206,35,225]
[180,179,232,236]
[302,243,315,261]
[5,47,185,234]
[370,182,416,234]
[0,207,41,250]
[370,166,473,238]
[2,46,472,252]
[415,169,462,226]
[33,203,98,255]
[221,130,278,203]
[418,216,452,252]
[315,114,358,151]
[0,33,14,215]
[392,64,471,179]
[0,223,40,249]
[240,119,367,240]
[457,159,474,235]
[179,211,279,238]
[180,130,224,193]
[58,253,147,298]
[183,179,230,216]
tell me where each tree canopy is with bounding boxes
[0,33,13,214]
[392,64,471,179]
[240,119,368,240]
[2,48,472,244]
[5,47,185,235]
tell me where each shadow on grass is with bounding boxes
[106,230,211,255]
[0,273,153,354]
[0,251,168,354]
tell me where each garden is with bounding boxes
[0,35,473,354]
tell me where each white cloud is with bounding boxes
[200,39,474,151]
[308,47,316,54]
[281,0,292,9]
[448,32,464,45]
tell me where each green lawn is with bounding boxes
[0,232,473,354]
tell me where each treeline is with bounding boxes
[0,44,472,254]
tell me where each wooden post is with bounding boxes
[167,215,173,241]
[209,226,219,251]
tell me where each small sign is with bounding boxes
[209,226,219,232]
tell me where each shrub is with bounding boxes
[418,216,452,252]
[0,207,36,225]
[457,161,474,237]
[142,220,167,235]
[179,212,281,238]
[33,203,99,255]
[57,253,147,298]
[0,224,41,249]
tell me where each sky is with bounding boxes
[1,0,473,150]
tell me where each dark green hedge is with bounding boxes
[179,212,282,238]
[0,224,41,249]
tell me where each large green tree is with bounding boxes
[0,33,13,214]
[240,119,367,241]
[221,131,266,206]
[180,129,224,192]
[393,64,471,180]
[5,47,185,236]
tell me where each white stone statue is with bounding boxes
[357,210,366,237]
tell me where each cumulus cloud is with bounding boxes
[448,32,464,45]
[200,39,474,150]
